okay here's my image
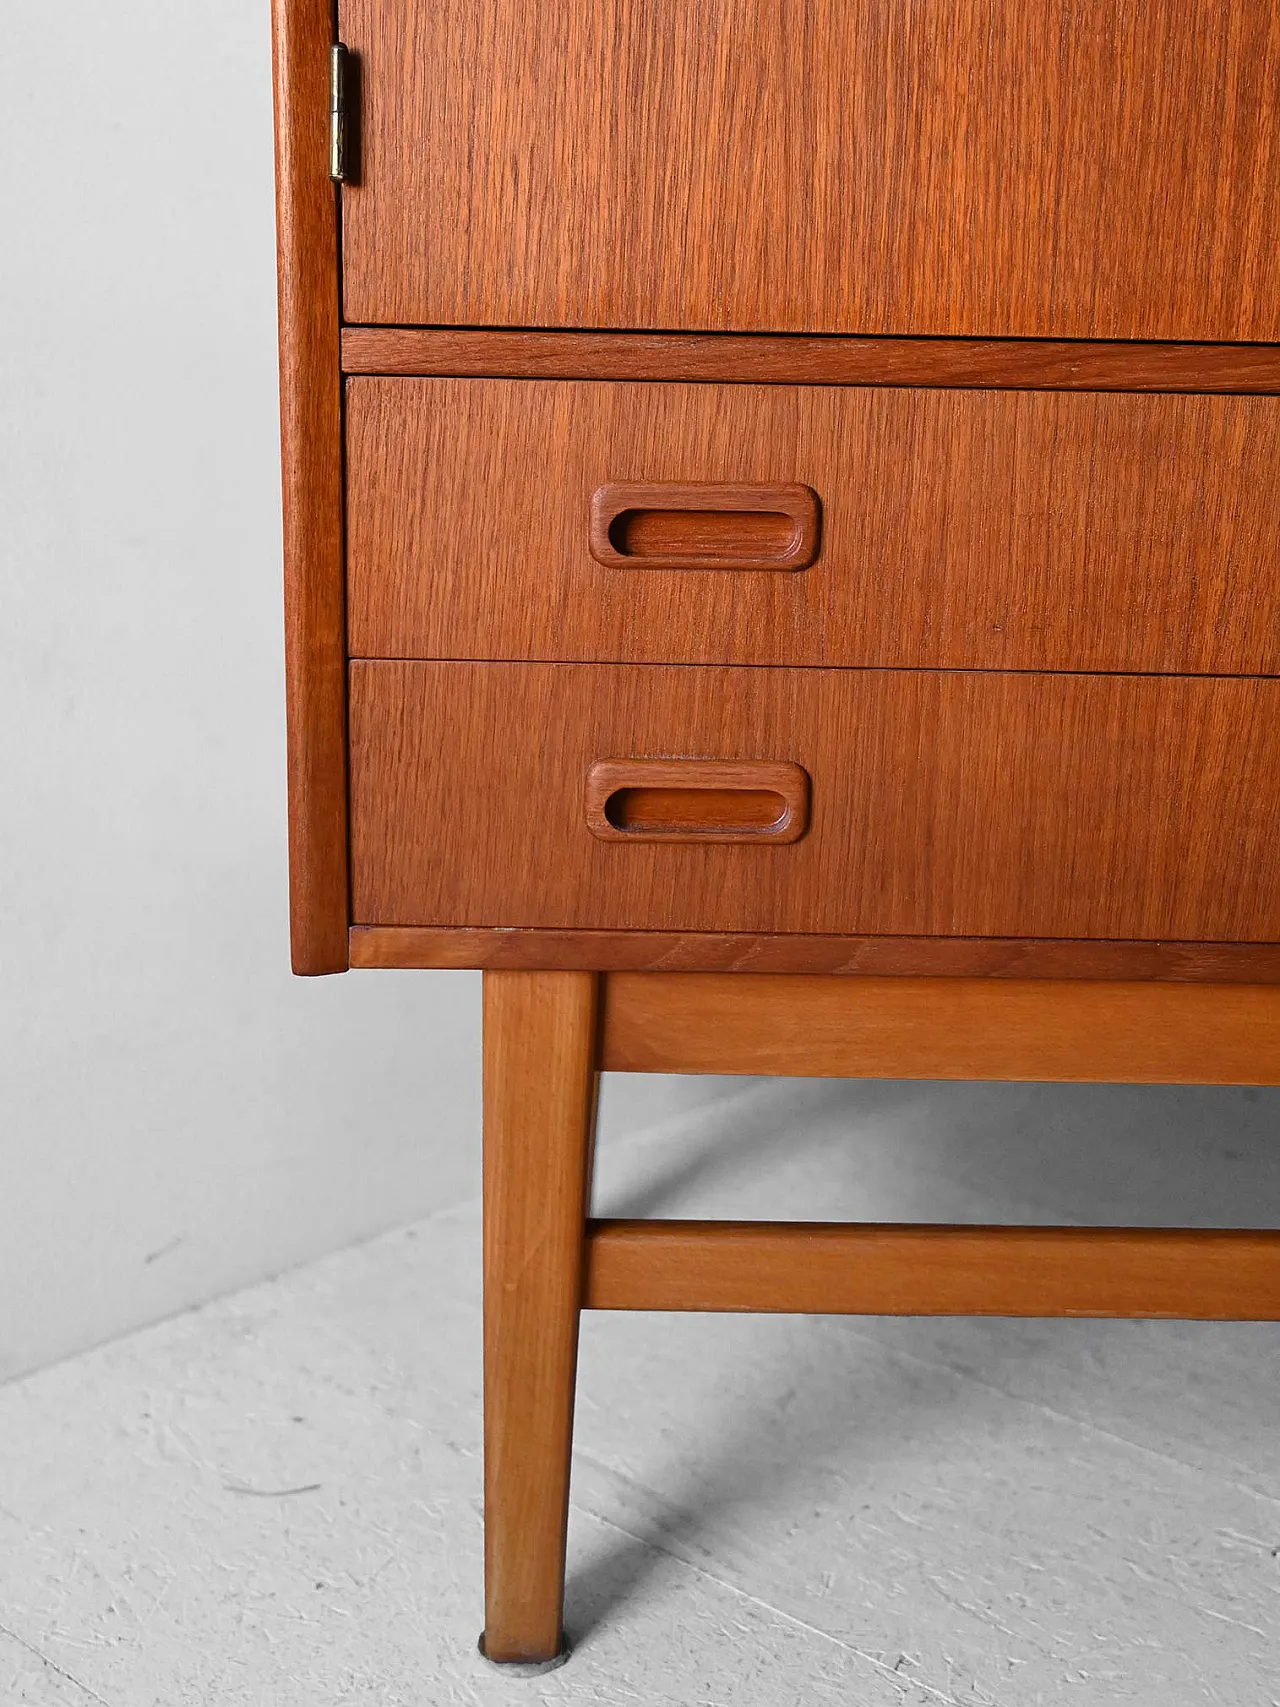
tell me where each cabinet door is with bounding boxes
[339,0,1280,339]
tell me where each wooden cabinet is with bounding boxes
[273,0,1280,1674]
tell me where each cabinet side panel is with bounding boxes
[273,0,349,972]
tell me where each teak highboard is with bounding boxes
[273,0,1280,1668]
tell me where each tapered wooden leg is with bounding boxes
[481,970,600,1665]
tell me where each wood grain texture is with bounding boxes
[348,928,1280,983]
[348,662,1280,944]
[599,975,1280,1083]
[346,378,1280,675]
[341,328,1280,394]
[272,0,348,973]
[482,971,599,1665]
[337,0,1280,339]
[583,1222,1280,1318]
[584,759,809,844]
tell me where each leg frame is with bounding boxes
[481,970,599,1665]
[480,968,1280,1665]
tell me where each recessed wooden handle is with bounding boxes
[585,759,810,843]
[588,482,820,571]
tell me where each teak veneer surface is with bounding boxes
[347,378,1280,675]
[271,0,348,973]
[348,662,1280,943]
[338,0,1280,339]
[341,328,1280,395]
[349,928,1280,984]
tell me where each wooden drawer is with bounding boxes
[338,0,1280,340]
[347,379,1280,676]
[349,662,1280,941]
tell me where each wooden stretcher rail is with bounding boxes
[597,973,1280,1082]
[340,328,1280,393]
[583,1221,1280,1318]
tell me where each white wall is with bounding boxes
[0,2,455,1379]
[0,3,734,1381]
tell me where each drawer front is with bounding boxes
[349,662,1280,941]
[338,0,1280,340]
[347,379,1280,676]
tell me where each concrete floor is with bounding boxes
[2,1075,1279,1704]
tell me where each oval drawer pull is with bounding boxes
[589,482,820,571]
[585,759,810,843]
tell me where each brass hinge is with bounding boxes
[329,43,349,182]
